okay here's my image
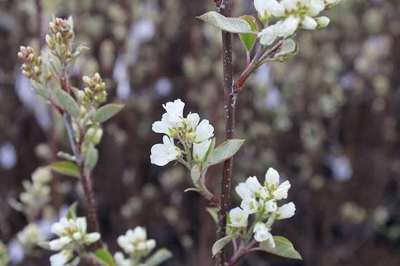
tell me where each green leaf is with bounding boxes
[212,235,233,257]
[49,161,80,178]
[93,104,124,123]
[239,16,258,51]
[184,187,201,193]
[260,236,302,260]
[52,87,80,117]
[206,207,218,224]
[84,145,99,171]
[94,248,115,266]
[31,81,50,99]
[144,249,173,266]
[272,39,298,62]
[197,11,255,34]
[190,165,201,184]
[66,202,78,219]
[207,139,245,166]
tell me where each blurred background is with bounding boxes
[1,0,400,265]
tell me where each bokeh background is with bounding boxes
[1,0,400,265]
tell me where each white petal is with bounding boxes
[86,232,101,244]
[186,113,200,130]
[49,237,71,251]
[150,136,179,166]
[273,180,291,200]
[265,200,278,213]
[229,207,249,227]
[276,16,299,37]
[195,119,214,142]
[245,176,263,193]
[76,217,87,233]
[307,0,325,16]
[253,223,272,242]
[282,0,299,12]
[316,16,330,28]
[235,182,253,200]
[146,239,156,251]
[258,25,277,46]
[50,250,72,266]
[265,167,280,187]
[302,16,318,30]
[277,202,296,219]
[266,0,285,17]
[152,114,173,135]
[132,226,147,241]
[240,198,259,214]
[51,222,64,236]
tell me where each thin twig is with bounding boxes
[216,0,235,265]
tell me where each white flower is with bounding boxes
[277,202,296,219]
[316,16,330,28]
[241,198,259,214]
[114,252,131,266]
[229,207,249,227]
[301,16,318,30]
[273,180,291,200]
[152,99,185,135]
[150,136,180,166]
[325,0,341,6]
[258,25,278,46]
[264,200,278,213]
[193,139,212,162]
[195,120,214,143]
[253,223,275,247]
[235,182,253,200]
[254,0,285,19]
[265,167,280,187]
[162,99,185,124]
[17,224,44,249]
[50,250,73,266]
[117,226,156,255]
[245,176,263,194]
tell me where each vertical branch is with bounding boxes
[216,0,236,265]
[60,77,102,251]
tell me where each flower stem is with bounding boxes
[216,0,235,265]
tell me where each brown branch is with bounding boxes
[216,0,235,265]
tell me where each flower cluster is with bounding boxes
[150,99,214,167]
[18,46,42,81]
[255,0,342,46]
[80,73,108,108]
[17,223,45,252]
[46,16,75,61]
[114,227,157,266]
[48,216,100,266]
[15,167,53,220]
[228,168,296,247]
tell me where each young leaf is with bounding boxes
[66,202,78,219]
[94,248,115,266]
[190,165,201,184]
[143,249,173,266]
[32,81,50,99]
[259,236,302,260]
[212,235,233,257]
[206,207,218,224]
[52,87,80,117]
[207,139,245,166]
[49,161,80,178]
[184,187,201,193]
[93,104,124,123]
[272,39,298,62]
[239,16,258,51]
[84,145,99,171]
[197,11,255,34]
